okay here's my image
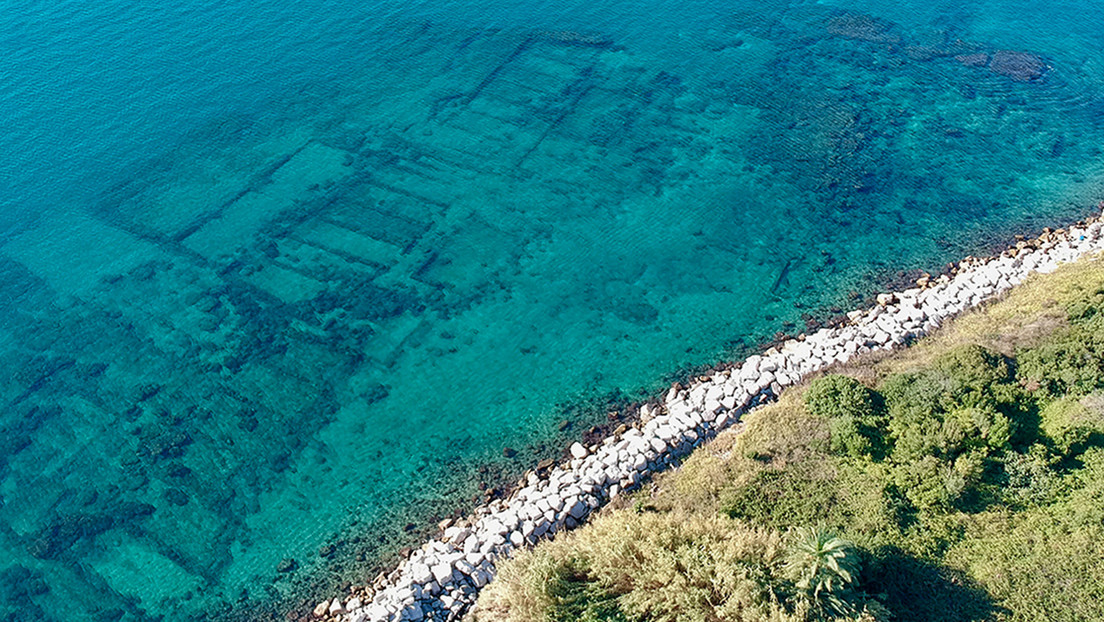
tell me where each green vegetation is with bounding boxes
[475,257,1104,622]
[804,375,880,458]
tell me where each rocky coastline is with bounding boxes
[316,210,1104,622]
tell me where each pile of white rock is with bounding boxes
[326,215,1104,622]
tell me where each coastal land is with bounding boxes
[308,214,1104,622]
[476,236,1104,622]
[6,3,1104,621]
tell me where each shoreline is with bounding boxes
[315,207,1104,622]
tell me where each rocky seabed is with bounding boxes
[320,214,1104,622]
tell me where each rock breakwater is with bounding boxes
[327,212,1104,622]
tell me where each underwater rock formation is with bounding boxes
[989,50,1049,82]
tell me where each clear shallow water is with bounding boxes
[2,0,1103,619]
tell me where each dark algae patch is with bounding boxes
[477,257,1104,622]
[3,1,1104,620]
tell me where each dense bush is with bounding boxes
[483,511,892,622]
[1000,444,1066,508]
[1018,295,1104,398]
[723,466,842,529]
[482,512,790,622]
[880,345,1025,460]
[805,376,878,421]
[828,416,873,458]
[1038,395,1104,456]
[931,344,1012,395]
[804,375,883,458]
[1018,334,1104,399]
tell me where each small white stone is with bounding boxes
[570,442,588,459]
[455,559,475,577]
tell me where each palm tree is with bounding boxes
[783,526,861,616]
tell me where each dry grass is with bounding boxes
[866,254,1104,378]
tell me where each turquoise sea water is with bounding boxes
[2,0,1104,619]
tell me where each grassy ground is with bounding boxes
[472,254,1104,622]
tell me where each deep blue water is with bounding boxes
[2,0,1103,619]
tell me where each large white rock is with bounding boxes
[329,599,347,616]
[409,563,433,586]
[455,559,476,577]
[756,371,775,388]
[431,562,453,586]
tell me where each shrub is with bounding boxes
[879,345,1015,417]
[883,406,943,462]
[723,466,842,529]
[930,345,1011,395]
[1018,336,1104,399]
[937,407,1012,456]
[805,376,878,422]
[877,370,940,413]
[1018,306,1104,399]
[944,450,986,506]
[880,346,1026,461]
[1073,445,1104,493]
[1038,395,1104,456]
[805,376,882,458]
[1001,444,1066,508]
[829,416,873,458]
[879,372,950,461]
[892,456,952,512]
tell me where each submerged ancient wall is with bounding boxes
[328,213,1104,622]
